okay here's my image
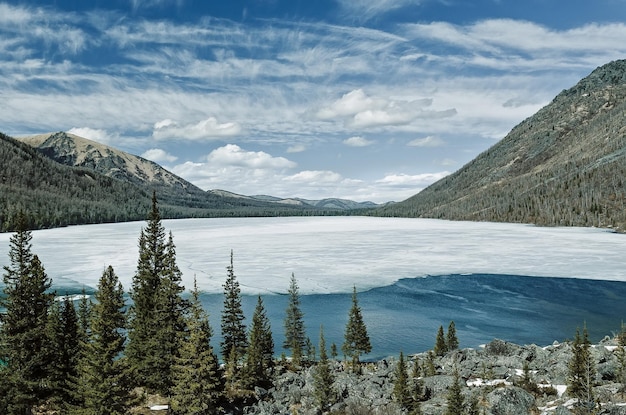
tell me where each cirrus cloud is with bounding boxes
[152,117,242,141]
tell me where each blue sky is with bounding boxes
[2,0,626,203]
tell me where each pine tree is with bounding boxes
[72,265,131,415]
[283,273,306,367]
[434,325,448,356]
[154,231,188,394]
[445,369,464,415]
[243,296,274,390]
[127,193,187,395]
[127,192,167,391]
[424,351,436,377]
[220,250,247,380]
[568,325,596,413]
[446,321,459,351]
[393,351,412,410]
[410,357,424,412]
[0,212,54,413]
[342,286,371,372]
[46,297,80,408]
[312,326,335,412]
[171,278,222,415]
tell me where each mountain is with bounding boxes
[1,132,324,231]
[377,59,626,231]
[210,191,382,210]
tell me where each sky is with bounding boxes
[2,1,626,203]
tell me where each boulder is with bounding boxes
[486,386,535,415]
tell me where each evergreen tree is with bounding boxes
[434,325,448,356]
[568,325,596,413]
[424,351,437,377]
[616,323,626,395]
[220,250,247,379]
[72,266,131,415]
[445,369,464,415]
[77,287,91,347]
[283,273,306,367]
[127,192,167,391]
[154,231,188,394]
[243,296,274,390]
[330,343,338,360]
[410,358,424,411]
[446,321,459,351]
[127,193,187,395]
[342,286,371,371]
[46,297,80,408]
[393,351,412,410]
[0,213,54,413]
[171,278,222,415]
[312,326,335,412]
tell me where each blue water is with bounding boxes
[196,274,626,361]
[33,273,626,361]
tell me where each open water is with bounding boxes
[197,273,626,361]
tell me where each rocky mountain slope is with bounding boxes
[0,132,319,231]
[377,60,626,230]
[19,132,198,190]
[211,189,380,210]
[242,337,626,415]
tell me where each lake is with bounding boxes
[1,217,625,359]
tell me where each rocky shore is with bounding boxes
[246,337,626,415]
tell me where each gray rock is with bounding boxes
[486,386,535,415]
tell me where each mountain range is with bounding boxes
[378,59,626,231]
[2,59,626,232]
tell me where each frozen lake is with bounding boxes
[2,217,626,358]
[0,216,624,294]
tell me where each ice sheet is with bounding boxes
[0,217,624,294]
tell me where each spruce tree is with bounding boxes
[171,278,222,415]
[72,266,131,415]
[154,231,188,394]
[434,325,448,356]
[393,351,412,410]
[243,296,274,390]
[445,369,464,415]
[283,273,306,367]
[220,250,247,382]
[312,326,335,412]
[568,325,596,413]
[0,213,54,413]
[127,193,186,394]
[446,321,459,351]
[46,297,80,408]
[342,286,371,371]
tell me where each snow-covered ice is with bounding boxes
[0,216,625,295]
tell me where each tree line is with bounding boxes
[0,194,372,414]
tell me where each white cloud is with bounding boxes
[335,0,420,22]
[206,144,296,169]
[287,144,307,153]
[407,136,445,147]
[376,172,450,187]
[344,136,373,147]
[317,89,381,120]
[68,127,114,145]
[152,117,242,140]
[286,170,343,184]
[141,148,178,163]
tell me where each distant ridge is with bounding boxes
[377,59,626,231]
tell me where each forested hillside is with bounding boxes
[0,132,324,232]
[376,60,626,230]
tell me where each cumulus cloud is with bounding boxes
[317,89,453,129]
[206,144,296,169]
[287,144,307,153]
[344,136,374,147]
[68,127,114,144]
[141,148,178,163]
[376,172,450,187]
[286,170,343,184]
[153,117,242,140]
[407,136,445,147]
